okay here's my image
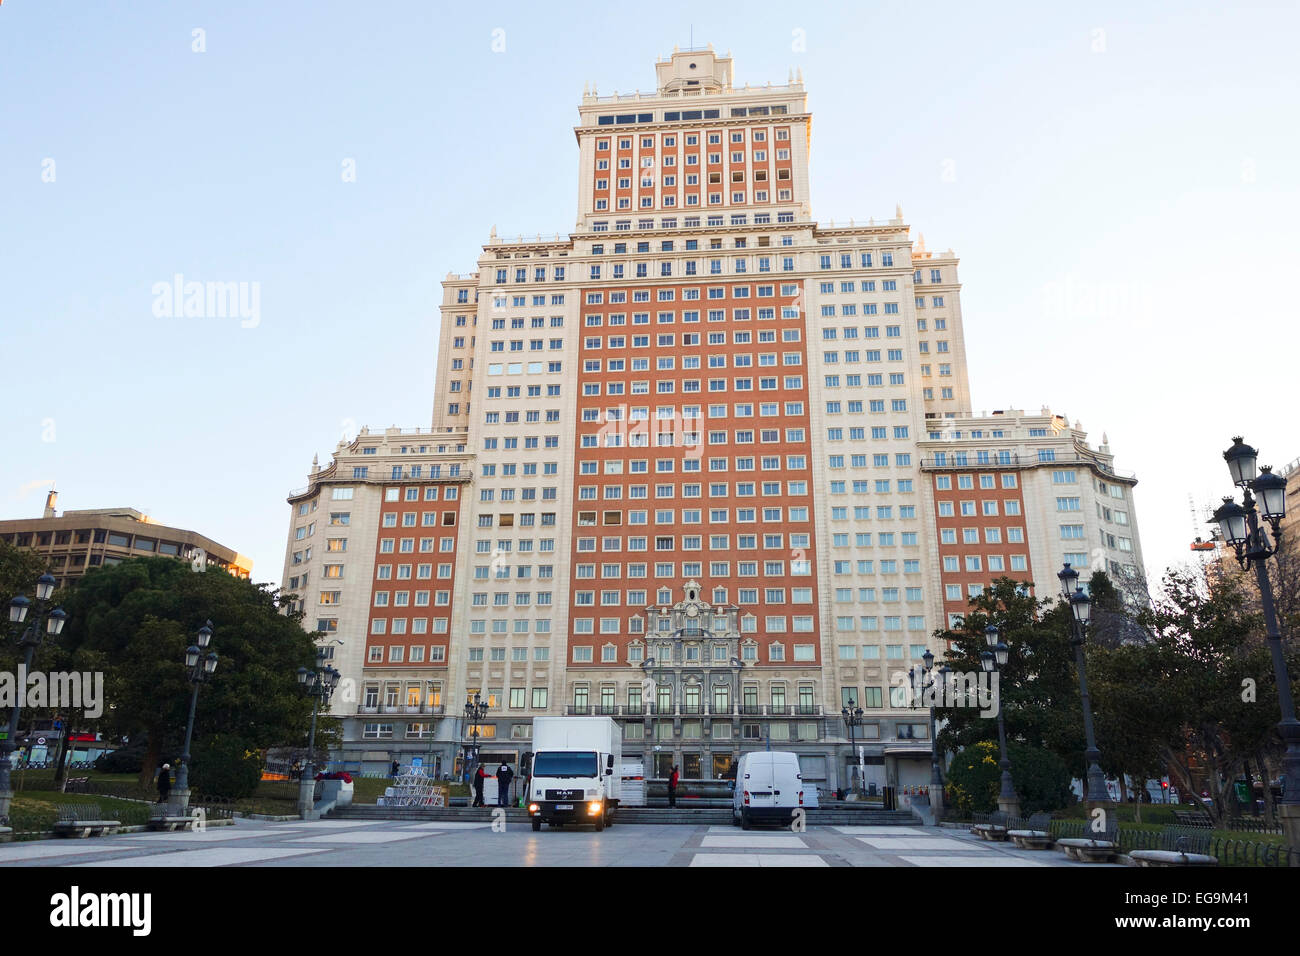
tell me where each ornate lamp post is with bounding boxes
[1213,437,1300,854]
[462,691,489,783]
[0,574,66,826]
[840,699,864,798]
[1058,563,1111,807]
[981,625,1020,817]
[296,649,340,817]
[171,620,218,812]
[910,650,950,816]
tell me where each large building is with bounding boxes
[1,491,251,588]
[917,408,1146,624]
[282,48,1143,793]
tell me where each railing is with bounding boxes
[918,451,1136,480]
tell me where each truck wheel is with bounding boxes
[605,810,614,828]
[531,818,541,832]
[594,815,605,832]
[741,810,752,831]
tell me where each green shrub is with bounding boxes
[947,740,1076,815]
[946,740,1000,814]
[1005,742,1074,813]
[191,735,263,799]
[94,739,148,774]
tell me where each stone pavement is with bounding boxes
[0,818,1122,867]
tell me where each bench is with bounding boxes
[53,804,121,838]
[62,776,89,794]
[147,803,200,832]
[1171,809,1213,827]
[969,811,1009,841]
[1130,826,1218,867]
[1057,818,1119,863]
[1008,812,1054,850]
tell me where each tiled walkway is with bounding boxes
[0,819,1119,867]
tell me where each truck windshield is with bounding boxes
[532,752,599,778]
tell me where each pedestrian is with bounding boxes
[496,761,515,807]
[157,763,172,803]
[391,759,400,778]
[668,764,679,808]
[291,758,302,781]
[473,764,486,807]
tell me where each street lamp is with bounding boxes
[0,573,67,826]
[1058,563,1110,807]
[840,699,865,798]
[463,691,489,786]
[1213,438,1300,853]
[296,647,341,817]
[909,650,950,816]
[980,624,1020,817]
[172,620,218,812]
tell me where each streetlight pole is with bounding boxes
[1213,437,1300,856]
[172,620,218,812]
[1,574,67,828]
[296,648,340,818]
[981,625,1020,817]
[840,699,863,799]
[462,691,488,793]
[910,650,950,817]
[1058,563,1110,808]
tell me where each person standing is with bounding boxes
[667,764,679,808]
[496,761,515,807]
[390,759,400,778]
[473,764,486,807]
[157,763,172,803]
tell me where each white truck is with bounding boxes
[527,716,622,831]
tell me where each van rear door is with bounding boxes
[745,755,777,809]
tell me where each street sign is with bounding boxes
[37,737,46,745]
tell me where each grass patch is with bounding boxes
[9,792,152,838]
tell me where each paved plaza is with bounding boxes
[0,819,1120,867]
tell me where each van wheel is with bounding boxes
[531,818,541,832]
[741,810,752,831]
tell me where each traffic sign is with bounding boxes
[37,737,46,745]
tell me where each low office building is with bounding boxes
[0,491,251,588]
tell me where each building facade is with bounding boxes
[281,48,1143,794]
[1,491,251,588]
[916,409,1145,627]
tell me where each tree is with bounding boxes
[1134,565,1287,825]
[59,558,325,789]
[934,577,1085,768]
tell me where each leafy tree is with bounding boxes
[1132,565,1285,825]
[59,557,325,789]
[934,577,1085,767]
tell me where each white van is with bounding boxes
[732,751,804,829]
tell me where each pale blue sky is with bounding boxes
[2,1,1297,587]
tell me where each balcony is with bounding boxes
[567,705,592,716]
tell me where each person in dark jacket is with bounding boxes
[668,765,679,808]
[473,764,486,807]
[496,762,515,807]
[157,763,172,803]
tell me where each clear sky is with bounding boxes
[3,1,1297,590]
